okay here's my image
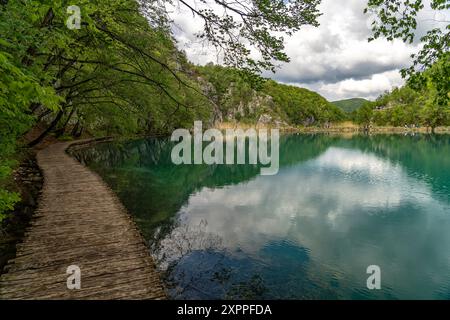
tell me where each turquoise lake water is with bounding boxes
[73,134,450,299]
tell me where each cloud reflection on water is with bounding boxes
[159,147,450,299]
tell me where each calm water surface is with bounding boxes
[73,134,450,299]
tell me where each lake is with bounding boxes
[73,133,450,300]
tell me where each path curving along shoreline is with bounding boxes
[0,140,166,300]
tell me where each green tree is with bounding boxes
[0,25,60,219]
[369,56,449,130]
[0,0,328,218]
[366,0,449,107]
[420,75,450,132]
[0,0,206,218]
[166,0,322,74]
[263,80,345,126]
[355,102,374,130]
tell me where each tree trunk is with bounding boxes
[40,8,55,28]
[28,102,41,115]
[28,110,64,147]
[71,120,80,137]
[37,109,53,121]
[75,126,84,138]
[55,107,76,138]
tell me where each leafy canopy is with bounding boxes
[365,0,449,102]
[161,0,321,74]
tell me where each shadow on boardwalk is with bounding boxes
[0,141,166,300]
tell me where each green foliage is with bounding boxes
[263,80,346,125]
[0,0,333,218]
[197,64,256,119]
[352,57,449,130]
[0,4,62,219]
[0,190,21,222]
[165,0,322,74]
[354,102,374,129]
[366,0,449,104]
[0,0,210,218]
[1,0,445,221]
[198,65,345,126]
[332,98,370,113]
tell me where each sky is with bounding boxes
[167,0,447,101]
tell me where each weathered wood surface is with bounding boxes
[0,141,166,300]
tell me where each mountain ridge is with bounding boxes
[331,98,370,113]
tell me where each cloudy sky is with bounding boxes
[167,0,447,101]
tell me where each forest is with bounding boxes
[0,0,340,219]
[353,55,449,131]
[1,0,449,219]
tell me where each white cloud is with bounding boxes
[303,70,405,101]
[167,0,442,100]
[155,147,450,299]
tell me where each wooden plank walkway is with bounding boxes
[0,141,166,300]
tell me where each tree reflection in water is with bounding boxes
[72,134,450,299]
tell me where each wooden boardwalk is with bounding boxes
[0,141,166,300]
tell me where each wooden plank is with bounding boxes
[0,141,166,300]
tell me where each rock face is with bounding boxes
[258,114,272,124]
[225,93,268,121]
[303,116,316,126]
[205,82,287,127]
[197,67,344,128]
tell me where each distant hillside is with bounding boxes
[332,98,370,113]
[198,64,345,126]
